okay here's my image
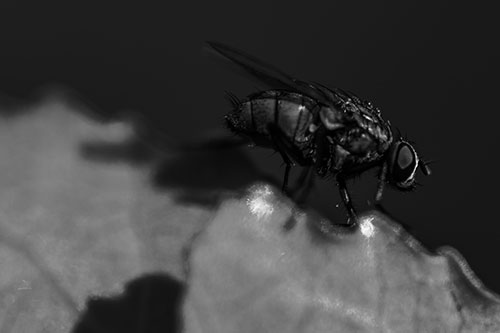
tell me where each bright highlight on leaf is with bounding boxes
[247,184,274,219]
[359,216,375,238]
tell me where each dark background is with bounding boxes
[1,0,499,290]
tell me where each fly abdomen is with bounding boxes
[226,90,317,146]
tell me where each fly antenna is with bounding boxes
[418,159,432,176]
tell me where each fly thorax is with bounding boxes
[345,129,376,154]
[332,145,350,171]
[319,106,344,131]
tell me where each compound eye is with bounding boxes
[397,145,413,170]
[391,143,418,184]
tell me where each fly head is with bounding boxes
[386,140,431,191]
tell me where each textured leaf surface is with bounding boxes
[0,100,210,332]
[184,184,500,332]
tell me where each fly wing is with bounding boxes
[207,41,333,106]
[312,81,366,106]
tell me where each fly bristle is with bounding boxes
[224,91,241,109]
[394,127,402,139]
[324,172,336,181]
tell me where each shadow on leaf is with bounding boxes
[72,273,184,333]
[79,132,278,207]
[152,148,276,206]
[79,138,156,165]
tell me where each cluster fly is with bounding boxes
[208,41,431,224]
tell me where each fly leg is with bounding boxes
[293,167,316,204]
[375,162,388,203]
[279,152,293,194]
[336,176,357,225]
[268,125,295,194]
[267,124,311,195]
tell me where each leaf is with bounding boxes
[184,184,500,332]
[0,99,214,332]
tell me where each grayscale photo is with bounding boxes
[0,0,498,332]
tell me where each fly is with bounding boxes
[208,41,432,225]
